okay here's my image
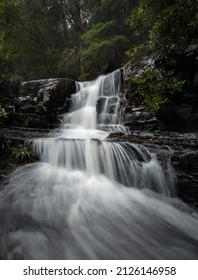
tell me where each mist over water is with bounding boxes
[0,70,198,259]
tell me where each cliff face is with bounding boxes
[0,78,76,128]
[156,46,198,132]
[122,44,198,132]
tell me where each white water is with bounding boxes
[0,70,198,259]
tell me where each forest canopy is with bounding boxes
[0,0,197,83]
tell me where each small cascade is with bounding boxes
[0,70,198,260]
[33,139,173,196]
[33,69,172,195]
[63,69,126,134]
[97,70,126,132]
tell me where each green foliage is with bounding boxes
[126,0,197,113]
[132,65,184,114]
[126,44,148,62]
[57,47,80,79]
[0,0,135,80]
[0,105,8,125]
[82,21,115,45]
[127,0,198,59]
[11,148,33,163]
[0,136,11,151]
[147,1,198,57]
[81,21,129,78]
[0,0,82,79]
[0,105,7,118]
[0,136,36,165]
[99,0,135,30]
[2,0,195,87]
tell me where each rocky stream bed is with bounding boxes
[0,56,198,207]
[0,126,198,207]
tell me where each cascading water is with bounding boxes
[0,70,198,260]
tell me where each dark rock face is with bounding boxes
[108,131,198,207]
[121,61,165,132]
[156,44,198,131]
[156,103,198,132]
[123,61,143,108]
[96,97,107,115]
[123,45,198,132]
[122,106,163,131]
[3,78,76,128]
[171,150,198,206]
[0,79,20,116]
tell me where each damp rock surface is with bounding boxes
[108,131,198,207]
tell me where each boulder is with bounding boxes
[15,78,76,128]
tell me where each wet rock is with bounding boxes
[108,130,198,206]
[96,97,107,114]
[122,106,162,131]
[1,77,76,128]
[157,103,198,132]
[171,150,198,206]
[15,78,76,128]
[35,104,46,115]
[157,43,198,131]
[20,106,38,114]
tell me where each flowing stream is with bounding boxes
[0,70,198,259]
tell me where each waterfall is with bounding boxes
[0,70,198,260]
